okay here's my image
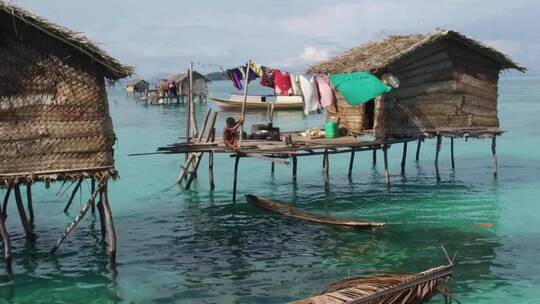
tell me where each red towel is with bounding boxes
[274,70,292,95]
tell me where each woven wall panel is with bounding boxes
[326,91,365,133]
[0,34,115,182]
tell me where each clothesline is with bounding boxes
[192,61,307,74]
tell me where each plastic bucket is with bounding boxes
[325,121,339,138]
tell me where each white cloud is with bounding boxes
[299,47,330,63]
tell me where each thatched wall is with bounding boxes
[0,9,121,184]
[326,92,366,134]
[377,40,500,138]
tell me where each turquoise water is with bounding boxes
[1,77,540,303]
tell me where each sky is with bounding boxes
[10,0,540,78]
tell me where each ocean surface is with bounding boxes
[1,77,539,303]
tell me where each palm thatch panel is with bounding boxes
[0,2,130,185]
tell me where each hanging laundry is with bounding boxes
[274,70,293,96]
[250,62,264,78]
[241,64,260,82]
[299,75,320,116]
[228,68,243,90]
[290,74,303,96]
[330,72,391,106]
[260,66,275,88]
[314,74,335,107]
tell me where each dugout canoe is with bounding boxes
[292,263,454,304]
[245,195,384,229]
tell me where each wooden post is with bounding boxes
[383,145,390,187]
[197,108,212,142]
[435,134,442,181]
[271,162,275,175]
[450,137,455,170]
[238,60,251,148]
[323,149,329,192]
[292,156,298,182]
[209,128,215,190]
[50,181,104,254]
[492,136,497,178]
[2,186,11,220]
[101,182,117,263]
[91,178,96,214]
[97,190,106,239]
[64,178,83,212]
[186,64,192,142]
[26,184,34,226]
[232,155,240,203]
[13,185,35,240]
[348,149,355,178]
[401,142,407,175]
[0,199,11,271]
[185,112,218,189]
[415,139,422,161]
[372,148,377,165]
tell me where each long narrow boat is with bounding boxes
[292,264,454,304]
[245,195,384,229]
[211,94,304,111]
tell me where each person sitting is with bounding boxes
[223,117,245,149]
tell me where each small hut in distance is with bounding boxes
[308,29,525,139]
[125,79,149,96]
[158,71,209,103]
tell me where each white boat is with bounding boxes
[210,94,304,111]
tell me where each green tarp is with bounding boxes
[330,72,391,106]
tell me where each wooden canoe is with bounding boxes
[245,195,384,229]
[210,97,304,111]
[292,264,454,304]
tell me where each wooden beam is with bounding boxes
[492,136,497,178]
[416,139,422,161]
[401,142,407,175]
[348,149,355,178]
[383,145,390,187]
[13,185,35,240]
[64,178,83,212]
[435,134,442,181]
[232,156,240,203]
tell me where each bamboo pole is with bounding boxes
[232,155,241,203]
[197,108,212,142]
[0,199,11,272]
[50,181,104,254]
[492,136,497,178]
[401,142,407,175]
[383,145,390,186]
[13,185,35,240]
[2,186,11,220]
[292,156,298,182]
[435,134,442,181]
[26,184,34,226]
[416,139,422,161]
[348,149,355,178]
[64,178,83,212]
[209,128,215,190]
[238,60,251,148]
[185,112,218,189]
[450,137,455,170]
[101,183,117,263]
[323,149,329,192]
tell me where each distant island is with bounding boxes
[205,71,228,81]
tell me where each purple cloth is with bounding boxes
[260,66,275,88]
[242,65,260,82]
[228,68,243,90]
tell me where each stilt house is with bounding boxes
[125,79,149,96]
[161,71,208,102]
[307,29,525,139]
[0,2,132,269]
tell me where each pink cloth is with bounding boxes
[315,75,335,107]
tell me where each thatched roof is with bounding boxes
[307,29,525,74]
[0,1,133,80]
[166,71,209,83]
[126,78,148,86]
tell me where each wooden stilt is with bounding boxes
[435,134,442,181]
[2,186,11,220]
[26,184,34,226]
[271,162,275,175]
[0,199,11,271]
[372,148,377,165]
[50,182,104,254]
[348,149,355,178]
[492,136,497,178]
[185,113,218,189]
[401,142,407,175]
[13,185,35,240]
[383,145,390,186]
[323,149,329,192]
[232,155,240,203]
[101,182,117,263]
[450,137,455,170]
[64,179,83,212]
[208,150,215,190]
[415,139,422,161]
[91,178,96,214]
[97,190,106,239]
[292,156,297,182]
